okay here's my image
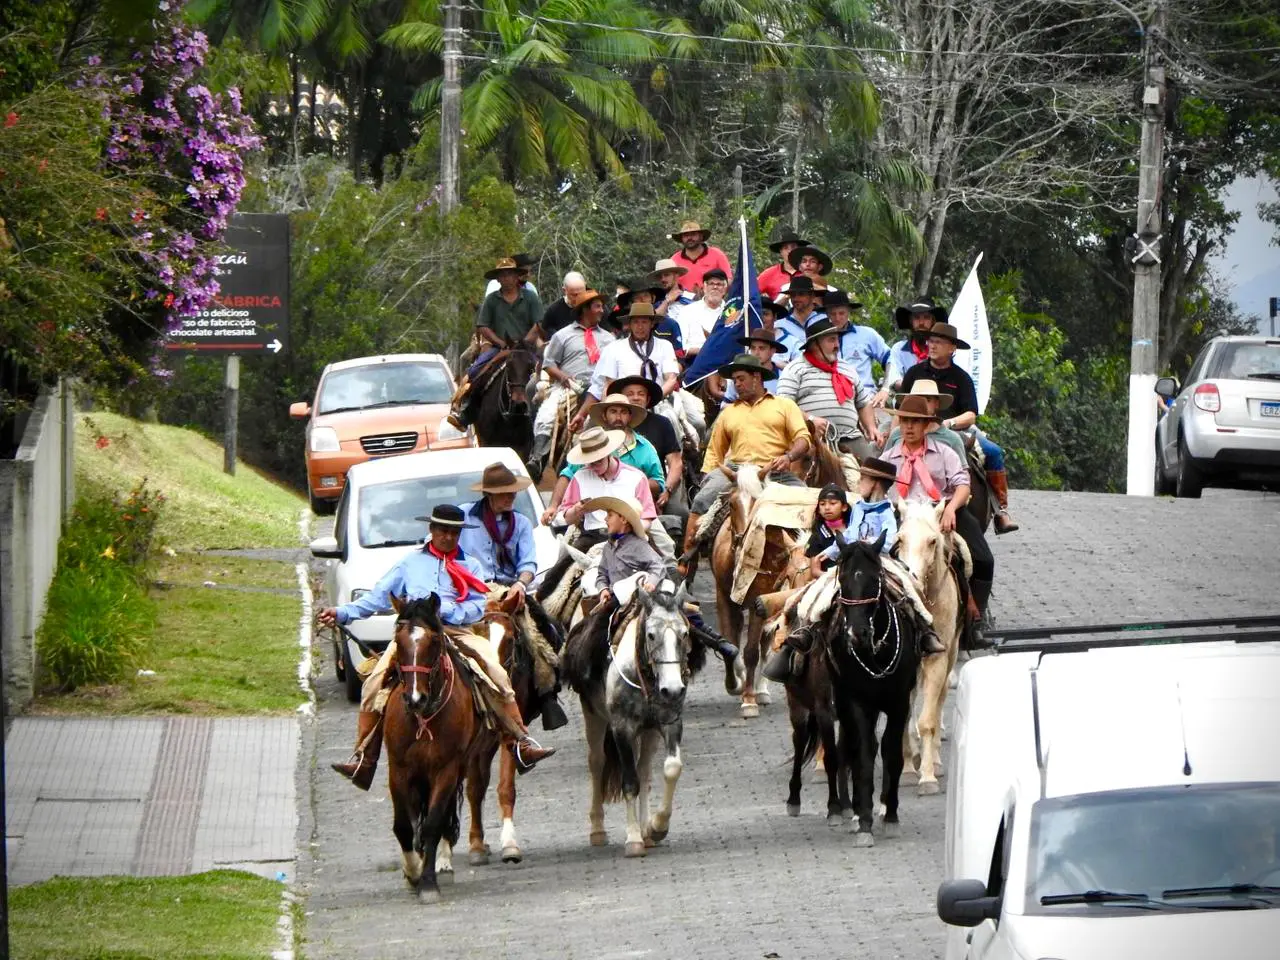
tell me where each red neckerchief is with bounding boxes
[909,336,929,363]
[824,518,846,531]
[479,501,516,578]
[427,544,490,601]
[581,323,601,364]
[895,443,942,502]
[804,348,855,405]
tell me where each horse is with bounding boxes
[822,533,920,846]
[472,341,538,463]
[382,594,486,902]
[894,500,965,795]
[561,580,702,857]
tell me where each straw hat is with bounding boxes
[894,396,940,420]
[589,393,648,428]
[582,495,647,535]
[566,425,626,465]
[483,257,521,281]
[669,220,711,242]
[647,258,688,283]
[893,380,955,413]
[469,462,534,494]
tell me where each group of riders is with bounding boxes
[318,219,1021,792]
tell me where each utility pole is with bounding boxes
[223,354,239,476]
[1125,0,1166,496]
[439,2,463,215]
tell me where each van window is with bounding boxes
[356,472,538,549]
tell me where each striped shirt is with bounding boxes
[775,355,874,439]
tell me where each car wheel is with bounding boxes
[309,489,337,516]
[342,636,362,703]
[1175,435,1204,499]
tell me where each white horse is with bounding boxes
[894,500,965,795]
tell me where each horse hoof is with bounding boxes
[436,869,453,884]
[502,845,523,864]
[468,849,490,866]
[827,813,843,828]
[918,779,941,797]
[755,689,772,706]
[589,831,608,847]
[900,768,919,785]
[851,830,875,848]
[624,841,647,858]
[740,702,759,719]
[418,887,441,904]
[647,826,668,844]
[881,820,902,840]
[786,803,800,818]
[841,808,855,821]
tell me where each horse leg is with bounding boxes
[716,589,754,717]
[649,724,683,844]
[748,609,772,706]
[466,742,496,866]
[916,650,949,796]
[835,721,854,819]
[847,702,877,846]
[417,768,460,904]
[786,695,810,817]
[637,729,656,846]
[901,686,921,785]
[497,744,522,863]
[615,728,646,858]
[879,706,909,840]
[390,769,424,888]
[583,705,608,847]
[819,712,843,827]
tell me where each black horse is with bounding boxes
[472,341,538,464]
[822,533,920,846]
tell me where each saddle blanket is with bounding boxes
[730,485,822,604]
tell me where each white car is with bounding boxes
[938,625,1280,960]
[310,447,557,702]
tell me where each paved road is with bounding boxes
[298,488,1280,959]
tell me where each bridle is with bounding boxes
[397,618,455,741]
[829,571,903,680]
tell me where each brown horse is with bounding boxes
[383,594,486,903]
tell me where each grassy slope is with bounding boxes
[11,871,282,960]
[77,411,304,550]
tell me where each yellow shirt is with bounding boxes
[702,393,809,473]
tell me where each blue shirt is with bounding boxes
[560,432,666,490]
[849,498,897,551]
[457,500,537,584]
[776,314,811,364]
[654,317,685,357]
[335,548,488,626]
[837,326,891,390]
[885,338,926,389]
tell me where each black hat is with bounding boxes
[768,229,810,252]
[716,353,779,381]
[616,284,663,310]
[786,276,822,297]
[415,503,472,527]
[787,245,833,275]
[608,375,663,408]
[512,252,538,268]
[817,483,848,506]
[759,297,786,317]
[737,330,787,353]
[894,298,949,331]
[822,289,863,311]
[702,268,728,283]
[801,314,841,345]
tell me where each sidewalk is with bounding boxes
[5,716,298,886]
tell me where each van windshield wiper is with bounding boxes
[1040,890,1163,908]
[364,539,422,548]
[1163,883,1280,900]
[1246,371,1280,380]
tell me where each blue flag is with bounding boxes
[682,219,762,387]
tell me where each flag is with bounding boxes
[950,253,992,414]
[682,218,762,387]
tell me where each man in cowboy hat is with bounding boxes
[880,396,996,645]
[777,276,823,351]
[539,270,587,337]
[676,267,730,358]
[484,251,540,298]
[901,321,1020,534]
[776,314,883,460]
[669,220,732,292]
[545,426,658,544]
[873,299,948,405]
[585,393,665,496]
[612,375,684,515]
[533,287,617,464]
[757,229,809,303]
[648,258,696,329]
[718,329,788,404]
[572,302,680,432]
[318,504,556,790]
[824,289,890,392]
[881,380,966,461]
[681,354,810,571]
[787,244,834,286]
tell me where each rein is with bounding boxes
[829,573,904,681]
[397,625,456,742]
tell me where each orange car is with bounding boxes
[290,353,475,514]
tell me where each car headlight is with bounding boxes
[310,426,341,453]
[350,588,394,615]
[436,419,467,443]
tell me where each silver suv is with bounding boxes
[1155,335,1280,497]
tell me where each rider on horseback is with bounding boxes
[320,505,556,791]
[532,288,616,466]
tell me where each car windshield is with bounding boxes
[1212,342,1280,381]
[317,362,453,414]
[356,471,537,548]
[1027,782,1280,912]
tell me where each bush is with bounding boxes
[36,482,164,691]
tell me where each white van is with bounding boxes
[938,624,1280,960]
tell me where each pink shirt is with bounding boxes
[559,459,657,533]
[881,435,970,503]
[672,245,733,292]
[757,263,796,302]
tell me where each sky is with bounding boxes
[1212,175,1279,335]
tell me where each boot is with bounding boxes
[539,693,568,731]
[332,710,384,791]
[677,513,701,578]
[687,609,737,662]
[987,470,1020,535]
[969,578,994,649]
[918,626,947,656]
[512,736,557,775]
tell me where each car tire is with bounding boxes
[309,489,337,516]
[1175,435,1204,499]
[342,636,362,703]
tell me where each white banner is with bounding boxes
[951,253,992,414]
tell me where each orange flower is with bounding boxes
[95,435,110,449]
[94,208,107,221]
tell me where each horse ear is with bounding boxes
[501,587,521,614]
[873,529,887,553]
[933,501,947,523]
[424,593,441,621]
[390,594,405,616]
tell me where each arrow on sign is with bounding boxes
[267,339,283,354]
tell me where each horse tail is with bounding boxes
[599,726,625,804]
[796,712,821,768]
[444,783,463,847]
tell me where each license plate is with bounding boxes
[1263,401,1280,418]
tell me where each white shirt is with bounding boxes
[678,298,725,351]
[484,278,539,298]
[589,336,680,399]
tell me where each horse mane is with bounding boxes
[401,595,445,634]
[805,425,852,489]
[736,464,765,499]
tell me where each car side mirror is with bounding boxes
[289,401,311,419]
[1154,377,1178,399]
[937,879,1001,927]
[310,535,342,560]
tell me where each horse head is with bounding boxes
[392,593,448,713]
[635,579,692,706]
[833,532,887,646]
[720,463,764,536]
[896,500,949,594]
[502,340,537,410]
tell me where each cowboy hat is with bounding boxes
[893,299,949,330]
[414,503,474,527]
[717,353,779,381]
[858,458,898,483]
[783,275,824,297]
[589,393,649,429]
[581,495,647,536]
[469,462,534,495]
[511,252,538,268]
[801,314,840,346]
[570,288,604,311]
[768,229,810,252]
[615,283,664,310]
[894,379,955,412]
[483,257,521,281]
[626,301,657,321]
[822,289,863,311]
[737,330,788,353]
[566,425,626,465]
[894,395,940,420]
[646,258,688,283]
[608,375,663,408]
[927,322,971,351]
[787,245,833,275]
[759,296,786,317]
[669,219,711,242]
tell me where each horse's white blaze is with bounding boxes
[409,625,426,704]
[401,849,424,882]
[434,838,452,874]
[657,626,684,697]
